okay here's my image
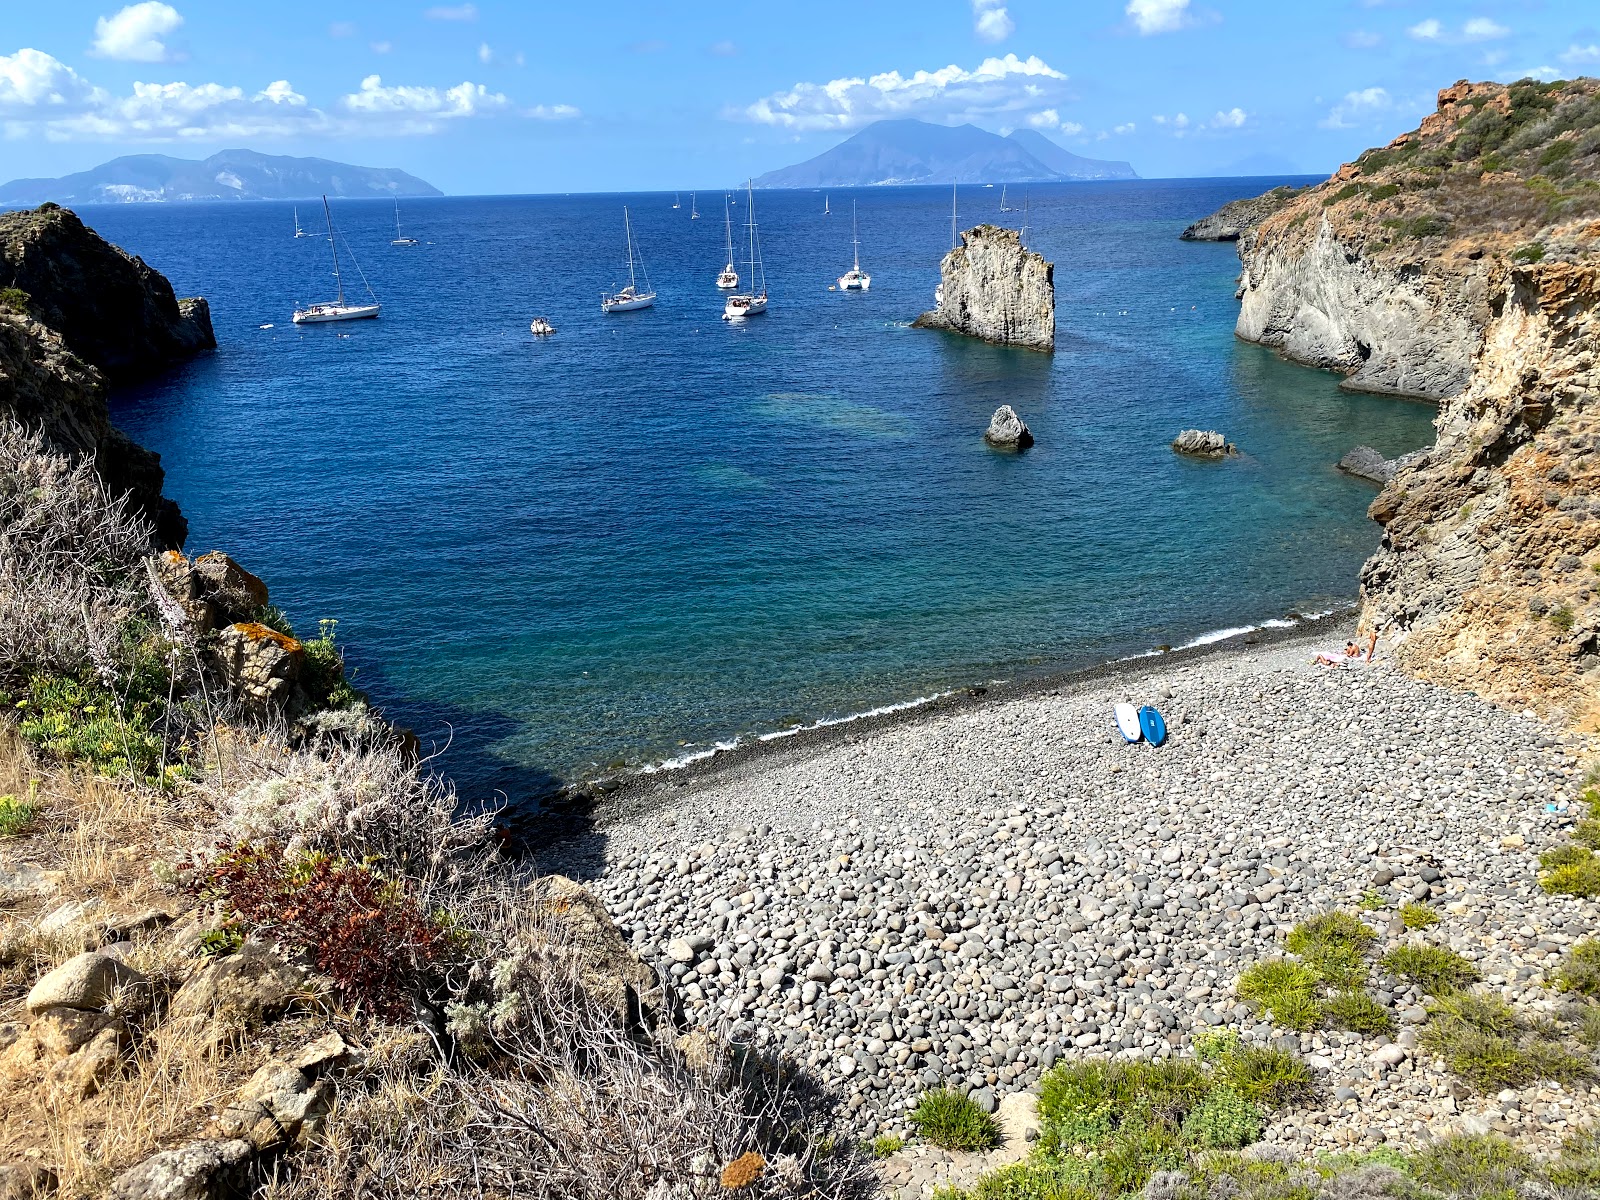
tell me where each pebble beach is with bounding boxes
[566,624,1598,1169]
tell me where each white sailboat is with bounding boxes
[824,194,830,216]
[934,182,956,307]
[292,206,308,238]
[722,180,768,320]
[716,195,739,289]
[293,196,380,324]
[601,206,656,313]
[690,191,699,220]
[999,184,1012,213]
[390,200,418,246]
[837,200,870,291]
[672,192,681,210]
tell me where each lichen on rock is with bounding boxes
[913,225,1054,351]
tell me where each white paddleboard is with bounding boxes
[1114,702,1143,743]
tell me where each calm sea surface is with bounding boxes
[87,180,1437,799]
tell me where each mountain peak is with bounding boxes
[752,119,1137,188]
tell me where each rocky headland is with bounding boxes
[913,225,1054,351]
[1179,186,1307,242]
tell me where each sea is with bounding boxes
[86,179,1439,802]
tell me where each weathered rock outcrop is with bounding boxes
[0,204,213,546]
[0,205,214,384]
[1180,185,1306,242]
[983,404,1034,450]
[1361,253,1600,726]
[1171,429,1237,459]
[1337,445,1424,486]
[913,225,1054,351]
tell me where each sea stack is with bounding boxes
[913,225,1054,352]
[983,405,1034,450]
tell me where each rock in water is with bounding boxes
[1171,429,1236,459]
[1180,186,1306,242]
[1337,445,1398,484]
[913,225,1054,351]
[983,405,1034,450]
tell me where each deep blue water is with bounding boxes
[83,179,1437,798]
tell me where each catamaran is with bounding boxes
[690,191,699,220]
[292,196,380,324]
[601,206,656,313]
[716,195,739,289]
[390,200,418,246]
[934,182,956,307]
[722,180,767,320]
[837,200,870,291]
[292,206,308,238]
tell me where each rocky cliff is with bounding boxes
[0,204,211,545]
[1180,185,1306,242]
[913,224,1054,351]
[1234,77,1599,399]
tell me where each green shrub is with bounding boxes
[1216,1045,1313,1108]
[910,1089,1002,1152]
[1357,891,1386,911]
[1381,944,1479,994]
[0,286,30,314]
[1236,959,1322,1029]
[1191,1027,1239,1063]
[1287,911,1377,987]
[251,604,295,638]
[1367,183,1400,201]
[1421,991,1593,1091]
[1411,1134,1533,1197]
[870,1133,905,1158]
[0,791,41,837]
[1324,989,1395,1036]
[1513,241,1546,263]
[1399,902,1440,930]
[1540,140,1577,167]
[1560,941,1600,997]
[1539,846,1600,897]
[1551,604,1576,632]
[14,673,167,780]
[960,1161,1094,1200]
[1095,1124,1183,1197]
[300,618,360,710]
[1179,1086,1262,1149]
[1324,182,1364,207]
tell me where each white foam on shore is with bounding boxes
[1116,607,1340,662]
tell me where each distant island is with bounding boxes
[0,149,442,206]
[751,119,1137,188]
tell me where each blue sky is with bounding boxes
[3,1,1598,191]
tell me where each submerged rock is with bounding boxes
[983,405,1034,450]
[1171,429,1237,459]
[913,225,1054,351]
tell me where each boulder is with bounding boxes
[168,943,306,1029]
[152,551,270,635]
[1171,429,1237,459]
[29,1007,124,1058]
[213,624,303,709]
[527,875,664,1031]
[219,1059,331,1150]
[913,225,1054,351]
[1337,445,1397,484]
[46,1025,125,1099]
[25,951,147,1014]
[983,405,1034,450]
[106,1140,254,1200]
[0,1164,57,1200]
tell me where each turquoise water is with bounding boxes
[90,180,1438,798]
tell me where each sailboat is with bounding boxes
[837,200,870,291]
[672,192,681,210]
[690,191,699,220]
[824,194,830,216]
[390,200,418,246]
[601,206,656,313]
[999,184,1012,213]
[293,196,380,324]
[292,206,308,238]
[722,180,767,320]
[716,195,739,289]
[934,182,956,307]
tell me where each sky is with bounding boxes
[2,1,1598,192]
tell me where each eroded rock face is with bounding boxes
[107,1139,254,1200]
[913,225,1054,351]
[152,551,272,635]
[1360,256,1600,726]
[1180,186,1306,242]
[214,624,304,709]
[983,405,1034,450]
[1171,429,1236,459]
[528,874,664,1031]
[168,942,307,1029]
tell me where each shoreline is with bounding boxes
[581,605,1360,826]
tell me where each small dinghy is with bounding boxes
[529,317,555,336]
[1114,703,1142,743]
[1138,706,1168,747]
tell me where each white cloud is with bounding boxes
[0,48,572,141]
[1516,65,1560,81]
[1026,108,1083,135]
[1407,19,1441,40]
[1126,0,1191,35]
[1114,121,1136,134]
[1559,43,1600,65]
[709,40,738,57]
[92,2,183,63]
[477,42,492,64]
[423,3,477,20]
[1463,18,1509,41]
[371,40,393,54]
[971,0,1015,43]
[477,43,526,67]
[1319,85,1390,130]
[739,53,1068,132]
[1343,30,1382,49]
[329,21,357,38]
[1211,107,1245,128]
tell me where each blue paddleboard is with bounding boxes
[1137,705,1168,747]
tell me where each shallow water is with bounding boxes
[88,179,1438,798]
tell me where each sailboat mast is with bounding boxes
[745,180,762,296]
[852,201,861,272]
[724,195,733,265]
[322,195,344,306]
[623,207,639,291]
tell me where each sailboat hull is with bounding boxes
[838,273,870,291]
[722,295,768,320]
[293,303,381,324]
[716,271,739,290]
[601,293,656,313]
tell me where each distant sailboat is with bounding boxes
[722,180,768,320]
[601,206,656,313]
[390,200,418,246]
[999,184,1012,213]
[934,182,956,307]
[293,196,380,324]
[690,191,699,220]
[672,192,681,210]
[824,194,830,216]
[292,206,308,238]
[837,200,870,291]
[716,195,739,289]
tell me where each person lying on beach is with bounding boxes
[1311,635,1379,668]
